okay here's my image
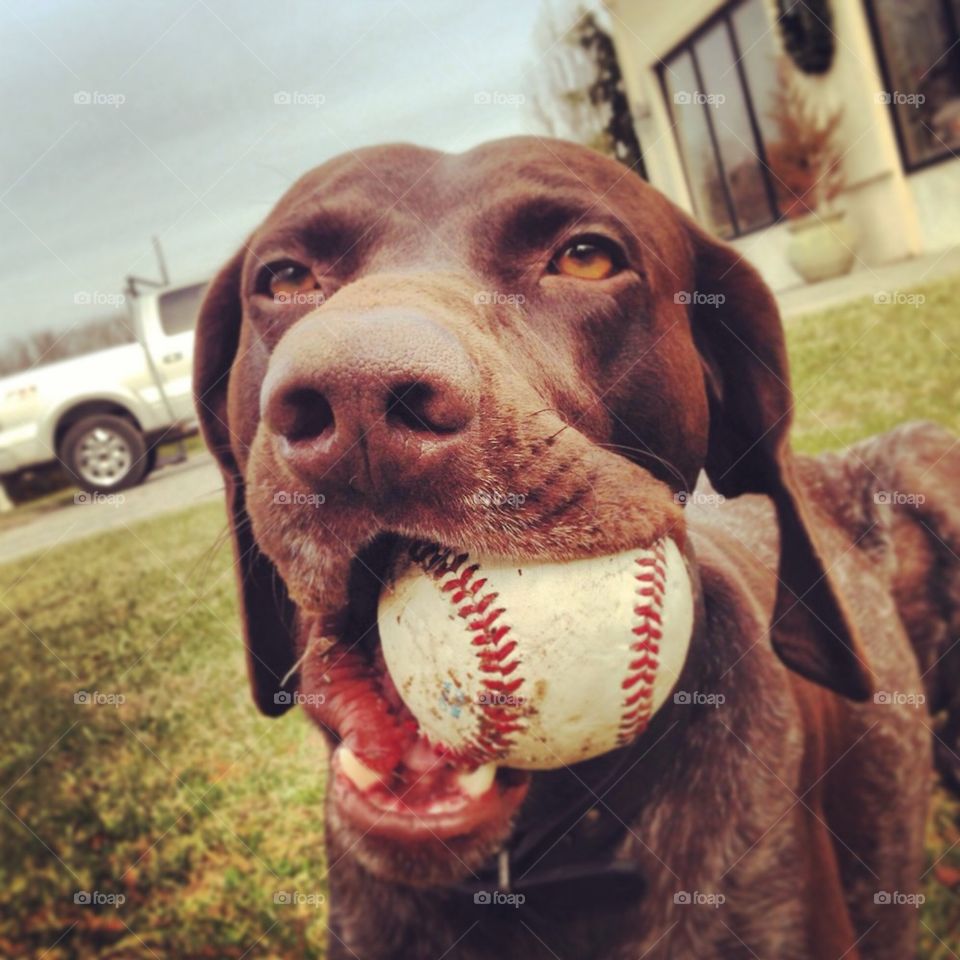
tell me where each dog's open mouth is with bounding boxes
[330,738,530,842]
[297,538,530,842]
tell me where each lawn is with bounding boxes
[786,275,960,454]
[0,503,330,958]
[1,275,958,958]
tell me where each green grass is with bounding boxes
[786,274,960,452]
[1,276,958,958]
[0,506,329,958]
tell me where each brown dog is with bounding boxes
[194,137,960,959]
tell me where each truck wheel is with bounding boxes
[60,415,149,494]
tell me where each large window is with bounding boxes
[659,0,782,239]
[158,282,208,336]
[867,0,960,170]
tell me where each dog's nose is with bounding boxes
[261,309,480,491]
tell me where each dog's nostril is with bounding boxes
[385,381,466,435]
[386,382,437,433]
[278,387,334,442]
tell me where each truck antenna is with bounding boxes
[153,235,170,286]
[125,235,171,298]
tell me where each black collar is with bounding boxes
[451,740,659,899]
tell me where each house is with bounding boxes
[606,0,960,290]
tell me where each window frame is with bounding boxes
[657,0,784,239]
[863,0,960,173]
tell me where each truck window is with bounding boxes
[158,282,208,336]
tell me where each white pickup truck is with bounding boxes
[0,280,207,494]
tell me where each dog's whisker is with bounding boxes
[595,441,689,489]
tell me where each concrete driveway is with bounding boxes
[0,452,224,566]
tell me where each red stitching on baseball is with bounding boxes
[406,542,526,767]
[616,540,666,746]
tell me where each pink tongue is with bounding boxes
[300,641,416,774]
[298,623,487,784]
[402,737,447,774]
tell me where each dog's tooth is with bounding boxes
[457,763,497,797]
[338,747,383,791]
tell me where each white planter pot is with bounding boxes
[786,211,857,283]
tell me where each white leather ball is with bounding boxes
[378,538,694,769]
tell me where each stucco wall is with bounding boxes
[605,0,951,291]
[908,160,960,253]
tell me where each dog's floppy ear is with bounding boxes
[683,221,873,701]
[194,248,297,716]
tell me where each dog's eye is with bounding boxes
[550,238,622,280]
[259,261,318,299]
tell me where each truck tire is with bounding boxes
[60,414,149,494]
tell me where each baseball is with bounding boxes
[378,538,694,770]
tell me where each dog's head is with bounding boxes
[195,137,871,884]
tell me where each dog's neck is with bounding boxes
[450,566,710,899]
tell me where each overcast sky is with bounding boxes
[0,0,559,343]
